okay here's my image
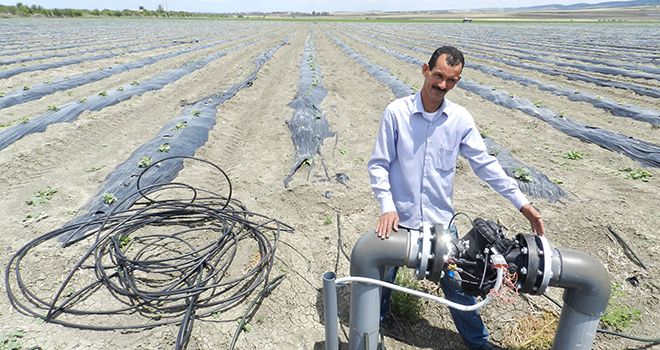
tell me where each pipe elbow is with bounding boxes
[553,248,611,316]
[349,230,409,279]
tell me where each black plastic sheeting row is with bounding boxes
[61,39,288,244]
[0,38,191,80]
[353,32,659,126]
[357,36,660,168]
[283,35,336,188]
[329,33,566,202]
[0,36,247,109]
[0,40,256,151]
[361,29,660,99]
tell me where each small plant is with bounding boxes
[621,168,652,182]
[0,121,11,128]
[138,156,152,168]
[117,86,124,92]
[98,90,108,97]
[600,283,642,331]
[563,150,583,160]
[47,105,59,112]
[18,116,29,124]
[86,165,104,172]
[390,269,422,321]
[533,100,544,108]
[130,80,140,85]
[78,97,87,103]
[174,121,187,130]
[102,192,117,205]
[118,235,131,249]
[192,109,201,117]
[512,167,532,183]
[323,215,332,225]
[0,91,5,97]
[0,329,25,350]
[553,178,564,185]
[158,143,171,152]
[23,85,30,91]
[43,79,52,84]
[26,187,57,206]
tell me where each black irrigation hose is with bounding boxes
[4,157,294,350]
[542,293,660,345]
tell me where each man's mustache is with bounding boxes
[433,86,447,93]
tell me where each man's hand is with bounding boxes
[376,211,399,239]
[520,203,545,235]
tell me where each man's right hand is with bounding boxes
[376,211,399,239]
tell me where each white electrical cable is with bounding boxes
[336,268,505,312]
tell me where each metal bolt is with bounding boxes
[520,267,527,275]
[539,249,544,256]
[521,247,528,255]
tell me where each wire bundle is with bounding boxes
[4,157,294,349]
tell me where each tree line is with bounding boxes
[0,2,231,18]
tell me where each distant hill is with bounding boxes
[521,0,659,11]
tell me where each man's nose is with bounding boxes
[437,80,447,89]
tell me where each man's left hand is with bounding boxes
[520,203,545,235]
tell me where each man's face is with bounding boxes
[422,54,463,103]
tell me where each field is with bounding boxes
[0,18,658,350]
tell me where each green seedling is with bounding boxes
[158,143,171,153]
[563,150,583,160]
[26,187,57,206]
[553,178,564,185]
[512,167,532,183]
[0,329,25,350]
[390,269,422,321]
[119,235,131,249]
[192,109,201,117]
[18,117,29,124]
[174,121,187,130]
[138,156,152,168]
[98,90,108,97]
[0,91,5,97]
[102,192,117,205]
[533,100,544,108]
[117,86,124,92]
[23,85,30,91]
[130,80,140,85]
[600,283,642,331]
[47,105,59,112]
[0,121,11,128]
[78,97,87,103]
[623,169,652,182]
[323,215,332,225]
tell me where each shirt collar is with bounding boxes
[413,92,455,120]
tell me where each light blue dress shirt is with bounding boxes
[368,92,529,229]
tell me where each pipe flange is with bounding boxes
[415,223,433,280]
[537,235,553,294]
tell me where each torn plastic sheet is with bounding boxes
[330,33,565,202]
[0,38,192,80]
[349,34,660,168]
[60,39,287,244]
[0,40,255,151]
[354,31,659,124]
[0,36,249,109]
[283,35,336,188]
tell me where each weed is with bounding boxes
[0,121,11,128]
[192,109,201,117]
[0,329,25,350]
[18,116,29,124]
[600,283,642,331]
[102,192,117,205]
[513,167,533,182]
[621,168,652,182]
[159,143,171,152]
[26,187,57,206]
[23,85,30,91]
[533,100,544,108]
[503,311,558,350]
[130,80,140,85]
[47,105,59,112]
[553,178,564,185]
[558,111,566,118]
[0,91,5,97]
[174,121,187,130]
[78,97,87,103]
[117,86,124,92]
[119,235,131,249]
[138,156,152,168]
[390,269,422,321]
[563,150,583,160]
[323,215,332,225]
[98,90,108,97]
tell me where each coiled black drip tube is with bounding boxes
[4,156,294,350]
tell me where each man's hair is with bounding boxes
[428,46,465,70]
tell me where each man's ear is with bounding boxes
[422,63,429,75]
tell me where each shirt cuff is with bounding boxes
[377,192,397,214]
[509,190,530,211]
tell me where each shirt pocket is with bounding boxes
[434,147,458,172]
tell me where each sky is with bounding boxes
[2,0,615,13]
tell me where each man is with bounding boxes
[367,46,544,350]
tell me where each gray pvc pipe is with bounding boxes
[323,272,339,350]
[348,230,411,350]
[550,248,611,350]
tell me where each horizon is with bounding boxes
[0,0,631,13]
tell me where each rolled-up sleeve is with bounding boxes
[368,108,398,214]
[459,115,529,210]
